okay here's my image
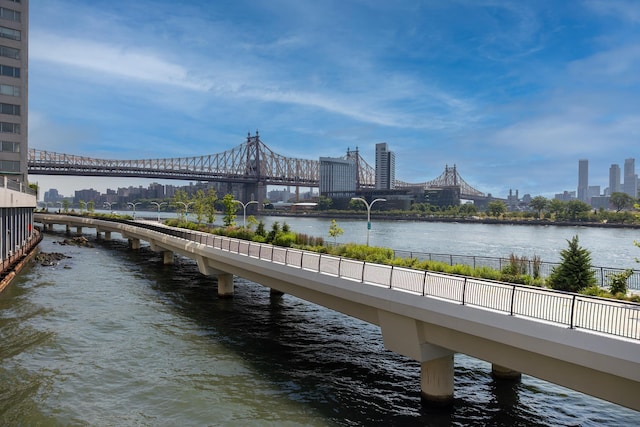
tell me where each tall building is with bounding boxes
[319,157,356,198]
[609,164,621,195]
[375,142,395,190]
[0,0,27,185]
[577,159,588,202]
[623,158,637,198]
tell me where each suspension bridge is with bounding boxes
[27,132,486,199]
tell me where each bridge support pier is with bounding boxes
[420,346,455,406]
[217,274,234,298]
[65,224,70,234]
[491,364,522,381]
[129,238,141,250]
[163,251,174,265]
[270,288,284,297]
[76,226,82,234]
[104,231,111,241]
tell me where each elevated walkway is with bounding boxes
[34,213,640,411]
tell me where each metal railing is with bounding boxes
[393,250,640,290]
[125,220,640,341]
[0,176,37,196]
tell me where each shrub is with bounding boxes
[608,269,633,296]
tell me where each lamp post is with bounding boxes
[104,202,117,214]
[233,199,258,228]
[351,197,386,246]
[56,201,63,213]
[127,202,141,220]
[150,202,166,222]
[176,202,193,220]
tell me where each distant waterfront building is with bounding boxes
[375,143,395,190]
[587,185,600,201]
[0,0,28,185]
[319,157,357,198]
[623,158,637,198]
[577,159,588,202]
[609,164,621,195]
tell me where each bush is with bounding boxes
[608,269,633,295]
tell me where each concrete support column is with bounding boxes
[270,288,284,297]
[163,251,174,265]
[129,238,141,250]
[217,273,234,298]
[491,364,522,381]
[104,231,111,241]
[65,224,70,234]
[76,226,82,234]
[96,231,101,239]
[420,354,455,406]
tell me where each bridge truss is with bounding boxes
[28,134,483,197]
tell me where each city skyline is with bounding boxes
[27,1,640,198]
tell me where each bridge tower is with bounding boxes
[242,131,267,209]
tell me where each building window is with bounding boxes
[0,45,19,60]
[0,122,19,133]
[0,141,19,152]
[0,84,19,96]
[0,26,20,41]
[0,103,19,115]
[0,160,20,173]
[0,8,21,23]
[0,64,19,78]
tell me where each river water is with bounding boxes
[1,216,639,426]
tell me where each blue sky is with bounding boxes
[28,0,640,199]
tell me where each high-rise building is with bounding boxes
[375,142,395,190]
[0,0,28,185]
[577,159,588,202]
[319,157,356,198]
[623,158,637,198]
[609,164,621,195]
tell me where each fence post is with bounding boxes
[461,277,467,305]
[509,285,516,316]
[338,257,342,277]
[318,253,322,272]
[389,265,394,289]
[361,261,365,283]
[569,295,577,329]
[600,267,604,287]
[423,270,428,296]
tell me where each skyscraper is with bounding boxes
[623,158,637,198]
[577,159,588,202]
[609,164,621,195]
[319,157,356,198]
[0,0,27,184]
[375,142,395,190]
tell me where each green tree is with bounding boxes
[459,203,478,216]
[205,189,218,224]
[328,219,344,243]
[79,200,86,214]
[486,201,507,218]
[221,194,237,227]
[609,192,634,212]
[529,196,548,219]
[317,196,333,211]
[547,235,596,292]
[565,200,591,221]
[62,199,70,213]
[548,199,565,219]
[87,200,95,213]
[172,189,189,220]
[608,269,633,295]
[192,189,206,224]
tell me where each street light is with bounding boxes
[150,202,167,222]
[176,202,194,220]
[104,202,117,214]
[351,197,386,246]
[127,202,141,219]
[233,199,258,228]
